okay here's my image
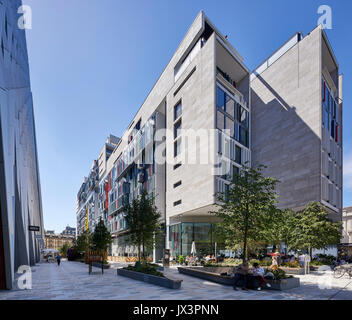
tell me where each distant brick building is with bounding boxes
[44,231,74,251]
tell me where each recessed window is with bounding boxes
[173,181,182,188]
[174,119,182,139]
[174,139,181,157]
[174,101,182,120]
[173,200,182,206]
[235,145,242,164]
[217,86,225,110]
[174,163,182,170]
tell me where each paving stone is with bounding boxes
[0,261,351,300]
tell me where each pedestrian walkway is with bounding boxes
[0,261,351,300]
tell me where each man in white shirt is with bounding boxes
[252,263,271,291]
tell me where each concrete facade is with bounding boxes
[251,26,342,220]
[0,0,44,289]
[76,14,343,260]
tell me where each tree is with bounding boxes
[263,208,296,253]
[290,202,342,258]
[211,164,279,263]
[124,191,162,263]
[90,218,112,254]
[59,242,70,257]
[75,230,90,253]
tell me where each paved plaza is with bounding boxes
[0,260,351,300]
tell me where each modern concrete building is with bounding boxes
[76,11,251,261]
[0,0,44,289]
[76,12,343,261]
[251,25,343,220]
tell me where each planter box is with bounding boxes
[280,266,317,275]
[178,267,300,290]
[266,277,300,290]
[178,267,234,286]
[117,268,182,289]
[91,262,110,269]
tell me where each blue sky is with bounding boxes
[22,0,351,232]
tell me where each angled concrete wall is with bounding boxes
[0,0,44,289]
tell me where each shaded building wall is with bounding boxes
[251,28,322,211]
[0,0,44,289]
[251,26,342,221]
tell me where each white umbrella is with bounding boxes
[191,241,196,257]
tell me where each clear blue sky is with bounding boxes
[22,0,351,232]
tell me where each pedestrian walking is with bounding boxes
[56,254,62,266]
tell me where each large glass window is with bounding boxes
[169,222,220,257]
[194,223,213,255]
[181,223,194,256]
[217,87,225,110]
[169,224,181,257]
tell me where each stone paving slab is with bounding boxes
[0,261,351,300]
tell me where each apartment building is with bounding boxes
[76,135,120,235]
[76,12,343,261]
[251,25,343,220]
[76,11,251,261]
[0,0,44,289]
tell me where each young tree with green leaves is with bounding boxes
[211,164,279,263]
[90,218,112,254]
[263,208,296,253]
[291,202,342,258]
[59,242,70,257]
[124,191,162,263]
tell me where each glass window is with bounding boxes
[331,119,335,138]
[174,119,181,139]
[217,86,225,110]
[232,165,239,182]
[236,103,242,122]
[218,131,222,154]
[174,139,181,157]
[235,145,242,164]
[324,109,329,130]
[226,116,234,137]
[234,123,240,142]
[225,95,235,118]
[217,110,225,130]
[174,101,182,120]
[169,224,181,257]
[240,126,249,148]
[181,223,193,255]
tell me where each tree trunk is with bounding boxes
[309,246,313,259]
[243,201,249,263]
[243,225,248,263]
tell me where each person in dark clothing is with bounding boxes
[56,254,62,266]
[233,262,249,290]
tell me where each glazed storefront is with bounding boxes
[169,222,223,257]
